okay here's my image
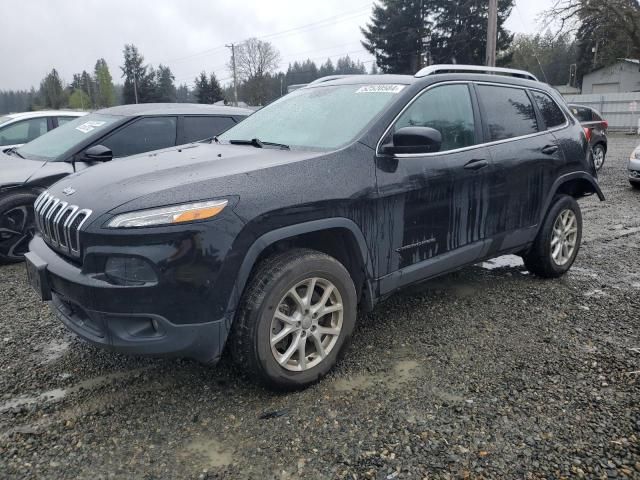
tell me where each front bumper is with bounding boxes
[629,156,640,182]
[26,236,233,363]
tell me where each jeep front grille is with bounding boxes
[34,191,92,257]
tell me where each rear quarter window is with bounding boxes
[531,91,566,129]
[570,106,593,122]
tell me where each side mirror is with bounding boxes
[82,145,113,162]
[381,127,442,155]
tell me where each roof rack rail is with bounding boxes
[415,64,539,82]
[308,75,354,85]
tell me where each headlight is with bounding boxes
[107,199,228,228]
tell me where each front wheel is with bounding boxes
[522,195,582,278]
[230,248,357,390]
[592,144,606,171]
[0,192,38,264]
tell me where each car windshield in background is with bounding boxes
[218,84,405,150]
[17,113,119,161]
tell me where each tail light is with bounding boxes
[583,127,592,142]
[602,120,608,130]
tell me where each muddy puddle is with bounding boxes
[0,367,152,413]
[333,359,420,392]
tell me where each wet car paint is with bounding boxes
[29,73,603,362]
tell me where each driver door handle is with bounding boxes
[464,159,489,170]
[541,144,559,155]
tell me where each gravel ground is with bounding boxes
[1,135,639,480]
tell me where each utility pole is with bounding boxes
[226,43,239,107]
[133,72,139,104]
[485,0,498,67]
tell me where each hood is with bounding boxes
[0,151,47,186]
[46,143,324,219]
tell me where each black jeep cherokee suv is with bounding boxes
[26,65,604,390]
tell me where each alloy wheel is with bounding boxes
[270,277,343,372]
[593,146,605,170]
[550,209,578,266]
[0,205,35,260]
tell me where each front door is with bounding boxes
[375,82,493,293]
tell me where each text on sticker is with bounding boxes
[76,121,107,133]
[356,85,405,94]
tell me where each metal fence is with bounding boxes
[563,92,640,132]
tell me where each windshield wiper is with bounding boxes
[229,138,290,150]
[6,148,25,158]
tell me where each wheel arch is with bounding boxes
[228,218,376,316]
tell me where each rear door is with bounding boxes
[475,83,564,246]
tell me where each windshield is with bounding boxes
[17,113,120,160]
[0,116,13,126]
[218,84,405,150]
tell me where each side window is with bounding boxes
[571,106,592,122]
[531,91,566,129]
[477,85,538,141]
[183,116,236,143]
[100,116,177,158]
[394,84,476,151]
[0,118,48,146]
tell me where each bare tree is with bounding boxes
[545,0,640,51]
[231,38,281,81]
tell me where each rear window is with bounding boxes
[183,116,236,143]
[477,85,538,141]
[531,91,566,129]
[570,106,593,122]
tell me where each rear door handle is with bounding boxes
[464,159,489,170]
[541,145,559,155]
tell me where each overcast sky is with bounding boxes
[0,0,554,91]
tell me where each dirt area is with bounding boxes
[1,134,639,479]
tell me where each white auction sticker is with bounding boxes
[356,84,405,94]
[76,121,106,133]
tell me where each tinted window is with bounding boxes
[183,116,236,143]
[478,85,538,141]
[532,91,566,129]
[101,116,177,158]
[0,117,47,146]
[394,84,476,151]
[17,113,119,160]
[570,106,592,122]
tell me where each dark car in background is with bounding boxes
[25,66,603,390]
[568,103,608,170]
[0,103,251,263]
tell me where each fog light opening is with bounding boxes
[104,256,157,286]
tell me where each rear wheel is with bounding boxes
[230,248,357,390]
[592,144,606,170]
[522,195,582,278]
[0,192,38,264]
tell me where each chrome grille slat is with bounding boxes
[33,191,92,258]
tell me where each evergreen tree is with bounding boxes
[194,72,210,104]
[319,59,336,77]
[369,63,380,74]
[208,73,223,103]
[361,0,429,74]
[335,55,367,74]
[155,65,176,102]
[429,0,514,65]
[39,69,66,109]
[94,58,116,107]
[176,83,194,103]
[121,44,155,104]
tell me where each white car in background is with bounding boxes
[0,110,87,152]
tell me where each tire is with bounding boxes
[592,144,606,171]
[522,195,582,278]
[0,192,38,264]
[230,248,357,390]
[631,181,640,190]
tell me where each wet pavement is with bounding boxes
[1,134,639,479]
